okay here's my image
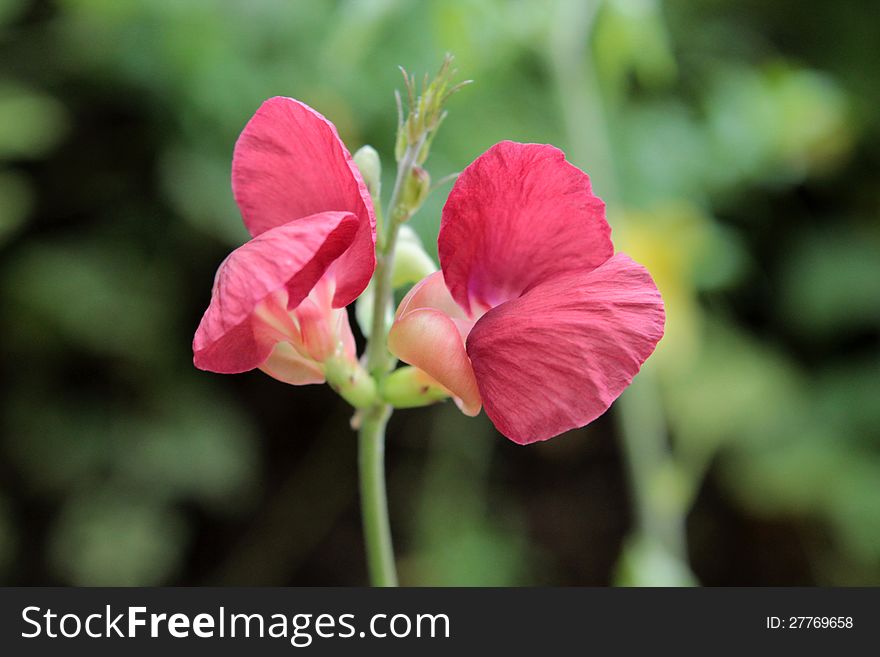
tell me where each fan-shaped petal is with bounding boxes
[439,141,613,315]
[232,97,376,306]
[466,253,665,444]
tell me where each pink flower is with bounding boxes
[389,141,665,444]
[193,97,375,382]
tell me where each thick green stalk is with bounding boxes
[357,403,396,586]
[364,135,425,378]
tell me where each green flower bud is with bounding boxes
[381,366,449,409]
[392,225,437,288]
[397,165,430,219]
[353,145,381,200]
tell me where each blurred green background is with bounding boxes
[1,0,878,586]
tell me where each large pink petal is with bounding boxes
[232,97,376,307]
[439,141,613,315]
[193,211,358,374]
[466,253,665,444]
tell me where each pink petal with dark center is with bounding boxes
[439,141,613,315]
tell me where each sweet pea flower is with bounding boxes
[193,97,376,386]
[388,141,665,444]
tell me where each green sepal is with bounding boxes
[381,366,449,409]
[324,355,379,409]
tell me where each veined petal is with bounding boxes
[466,253,665,444]
[232,97,376,307]
[439,141,613,315]
[193,211,358,374]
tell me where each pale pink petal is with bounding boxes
[193,211,358,374]
[295,297,335,362]
[388,308,482,416]
[232,97,376,307]
[336,308,357,361]
[466,253,665,444]
[439,141,613,315]
[394,270,476,338]
[260,342,326,385]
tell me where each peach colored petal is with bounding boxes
[260,342,326,385]
[388,307,481,416]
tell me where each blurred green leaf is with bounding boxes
[779,229,880,337]
[664,321,808,464]
[117,385,259,510]
[617,101,711,206]
[160,146,248,245]
[3,240,173,361]
[4,380,258,507]
[813,359,880,437]
[405,408,535,586]
[0,84,67,159]
[407,526,532,586]
[704,65,852,188]
[49,491,187,585]
[595,0,677,96]
[4,396,119,494]
[0,0,25,26]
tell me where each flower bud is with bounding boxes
[398,165,430,219]
[353,145,381,200]
[392,225,437,288]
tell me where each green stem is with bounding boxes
[365,135,425,378]
[356,135,425,586]
[617,368,687,561]
[357,403,397,586]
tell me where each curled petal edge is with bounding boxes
[193,211,359,375]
